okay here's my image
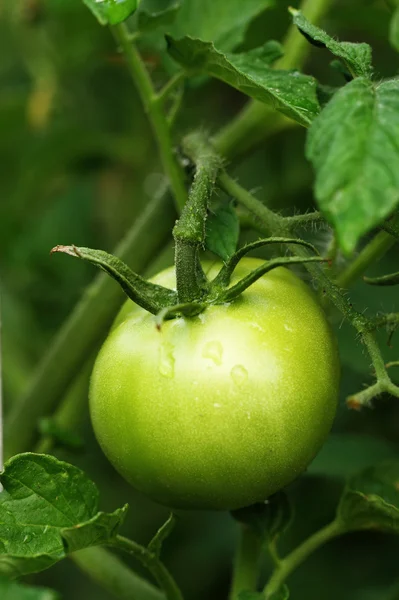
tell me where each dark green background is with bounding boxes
[1,1,399,598]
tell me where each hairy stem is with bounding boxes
[229,525,263,600]
[113,536,183,600]
[112,23,187,211]
[71,546,164,600]
[264,520,343,598]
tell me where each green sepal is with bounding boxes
[148,514,176,557]
[38,418,84,451]
[211,237,319,291]
[51,245,177,315]
[216,256,326,303]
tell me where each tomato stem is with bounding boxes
[229,524,263,600]
[113,535,184,600]
[112,23,188,212]
[263,520,343,598]
[173,132,222,303]
[72,546,164,600]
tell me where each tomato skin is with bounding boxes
[90,258,339,510]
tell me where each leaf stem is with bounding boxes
[71,546,164,600]
[336,230,397,289]
[113,535,183,600]
[155,72,186,105]
[263,520,343,598]
[229,525,263,600]
[112,23,187,211]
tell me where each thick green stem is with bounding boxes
[173,133,222,302]
[229,525,263,600]
[71,546,164,600]
[4,191,175,459]
[112,24,187,211]
[336,230,397,289]
[113,536,183,600]
[213,0,334,160]
[264,520,343,598]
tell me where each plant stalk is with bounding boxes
[71,546,164,600]
[264,520,343,597]
[112,23,187,211]
[229,525,263,600]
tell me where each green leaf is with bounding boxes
[170,0,275,52]
[290,8,373,79]
[0,454,127,578]
[205,202,240,261]
[308,434,399,479]
[337,462,399,533]
[133,0,181,32]
[306,77,399,254]
[0,577,60,600]
[147,513,176,557]
[231,492,293,542]
[390,7,399,52]
[82,0,138,26]
[167,38,319,126]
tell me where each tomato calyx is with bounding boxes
[51,238,327,324]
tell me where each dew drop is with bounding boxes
[230,365,248,387]
[159,341,175,378]
[202,341,223,366]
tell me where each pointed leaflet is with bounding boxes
[0,454,127,578]
[0,577,59,600]
[337,462,399,533]
[167,38,319,126]
[290,9,373,79]
[205,202,240,261]
[82,0,138,25]
[307,77,399,254]
[170,0,275,52]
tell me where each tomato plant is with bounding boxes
[2,1,399,600]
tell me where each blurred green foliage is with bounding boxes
[1,1,399,599]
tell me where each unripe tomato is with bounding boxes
[89,258,339,510]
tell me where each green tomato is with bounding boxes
[90,258,339,510]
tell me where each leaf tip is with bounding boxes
[50,245,81,258]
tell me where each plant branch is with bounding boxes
[112,23,187,211]
[71,546,164,600]
[229,525,263,600]
[263,520,343,598]
[113,535,183,600]
[4,190,175,459]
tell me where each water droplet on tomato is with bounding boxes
[202,341,223,365]
[159,341,175,378]
[230,365,248,387]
